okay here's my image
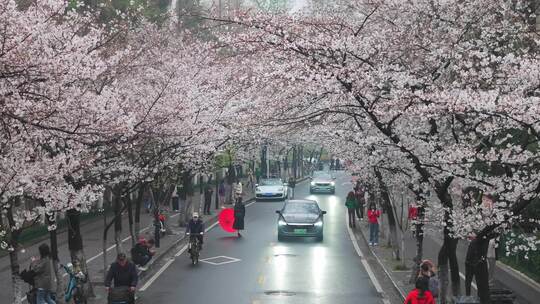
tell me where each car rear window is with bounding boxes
[313,172,331,179]
[260,179,282,186]
[284,202,319,214]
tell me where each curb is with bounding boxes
[496,261,540,294]
[355,225,407,301]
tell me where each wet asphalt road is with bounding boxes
[138,172,384,304]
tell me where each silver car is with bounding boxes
[255,178,288,201]
[309,171,336,194]
[276,199,326,242]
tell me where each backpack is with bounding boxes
[20,269,37,286]
[429,276,440,298]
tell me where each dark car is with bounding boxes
[309,171,336,194]
[276,199,326,242]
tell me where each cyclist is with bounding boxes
[186,213,205,252]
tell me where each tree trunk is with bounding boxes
[149,186,160,248]
[409,205,425,283]
[5,206,24,304]
[439,258,450,304]
[126,194,135,248]
[134,184,144,238]
[102,209,109,283]
[9,245,24,304]
[438,234,460,303]
[67,209,94,297]
[374,169,400,259]
[292,146,297,179]
[198,175,204,215]
[46,212,64,303]
[215,171,220,209]
[113,193,124,254]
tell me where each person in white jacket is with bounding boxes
[487,237,498,284]
[234,179,243,203]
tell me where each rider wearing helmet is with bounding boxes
[186,213,205,251]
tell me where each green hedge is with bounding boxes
[18,208,111,245]
[498,232,540,284]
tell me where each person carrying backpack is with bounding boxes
[345,190,359,228]
[404,276,435,304]
[419,260,439,300]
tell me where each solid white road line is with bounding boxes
[86,226,151,263]
[139,199,257,292]
[345,212,391,304]
[139,257,176,291]
[460,272,478,290]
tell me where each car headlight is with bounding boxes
[256,187,261,192]
[278,219,286,226]
[314,219,323,227]
[330,182,335,186]
[311,181,316,186]
[278,187,283,191]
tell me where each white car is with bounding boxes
[255,178,288,201]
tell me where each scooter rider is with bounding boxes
[186,213,205,252]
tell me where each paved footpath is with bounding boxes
[0,179,254,303]
[354,215,540,304]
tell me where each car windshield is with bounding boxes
[260,179,282,186]
[284,202,319,214]
[313,172,331,179]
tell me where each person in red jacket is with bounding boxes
[404,276,435,304]
[367,204,381,245]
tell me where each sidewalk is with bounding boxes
[0,178,254,302]
[354,218,539,304]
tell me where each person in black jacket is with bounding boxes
[131,238,155,268]
[186,213,205,252]
[233,200,245,237]
[105,253,138,304]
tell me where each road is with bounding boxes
[138,173,386,304]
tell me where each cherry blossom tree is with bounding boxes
[208,0,540,301]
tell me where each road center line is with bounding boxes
[345,212,391,304]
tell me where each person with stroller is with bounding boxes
[105,253,138,304]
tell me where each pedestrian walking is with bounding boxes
[345,191,358,228]
[465,236,489,297]
[487,237,498,284]
[171,185,179,211]
[354,183,365,220]
[247,168,255,190]
[288,176,296,199]
[218,180,226,207]
[367,204,381,245]
[105,253,138,304]
[233,178,243,203]
[204,182,213,215]
[419,260,439,301]
[30,243,56,304]
[404,276,435,304]
[233,199,245,237]
[255,167,261,184]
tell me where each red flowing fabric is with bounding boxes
[219,208,236,233]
